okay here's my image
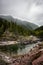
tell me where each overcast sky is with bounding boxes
[0,0,43,26]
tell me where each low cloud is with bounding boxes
[0,0,43,25]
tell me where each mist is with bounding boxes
[0,0,43,26]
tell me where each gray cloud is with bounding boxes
[0,0,43,26]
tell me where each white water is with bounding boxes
[17,41,42,55]
[17,43,36,55]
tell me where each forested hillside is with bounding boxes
[0,18,43,39]
[0,15,38,30]
[34,26,43,38]
[0,18,31,37]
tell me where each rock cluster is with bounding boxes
[9,43,43,65]
[0,42,43,65]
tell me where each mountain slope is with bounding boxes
[34,26,43,38]
[0,15,38,30]
[35,26,43,31]
[0,18,32,37]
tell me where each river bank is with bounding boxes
[0,35,40,45]
[0,41,43,65]
[0,35,43,65]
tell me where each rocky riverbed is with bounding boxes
[0,36,40,45]
[0,42,43,65]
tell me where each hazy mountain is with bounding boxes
[0,15,38,30]
[35,26,43,31]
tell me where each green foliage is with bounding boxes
[0,18,31,36]
[35,30,43,37]
[0,24,4,36]
[0,18,43,38]
[0,44,18,53]
[34,26,43,38]
[0,44,25,53]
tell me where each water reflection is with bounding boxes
[0,43,36,55]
